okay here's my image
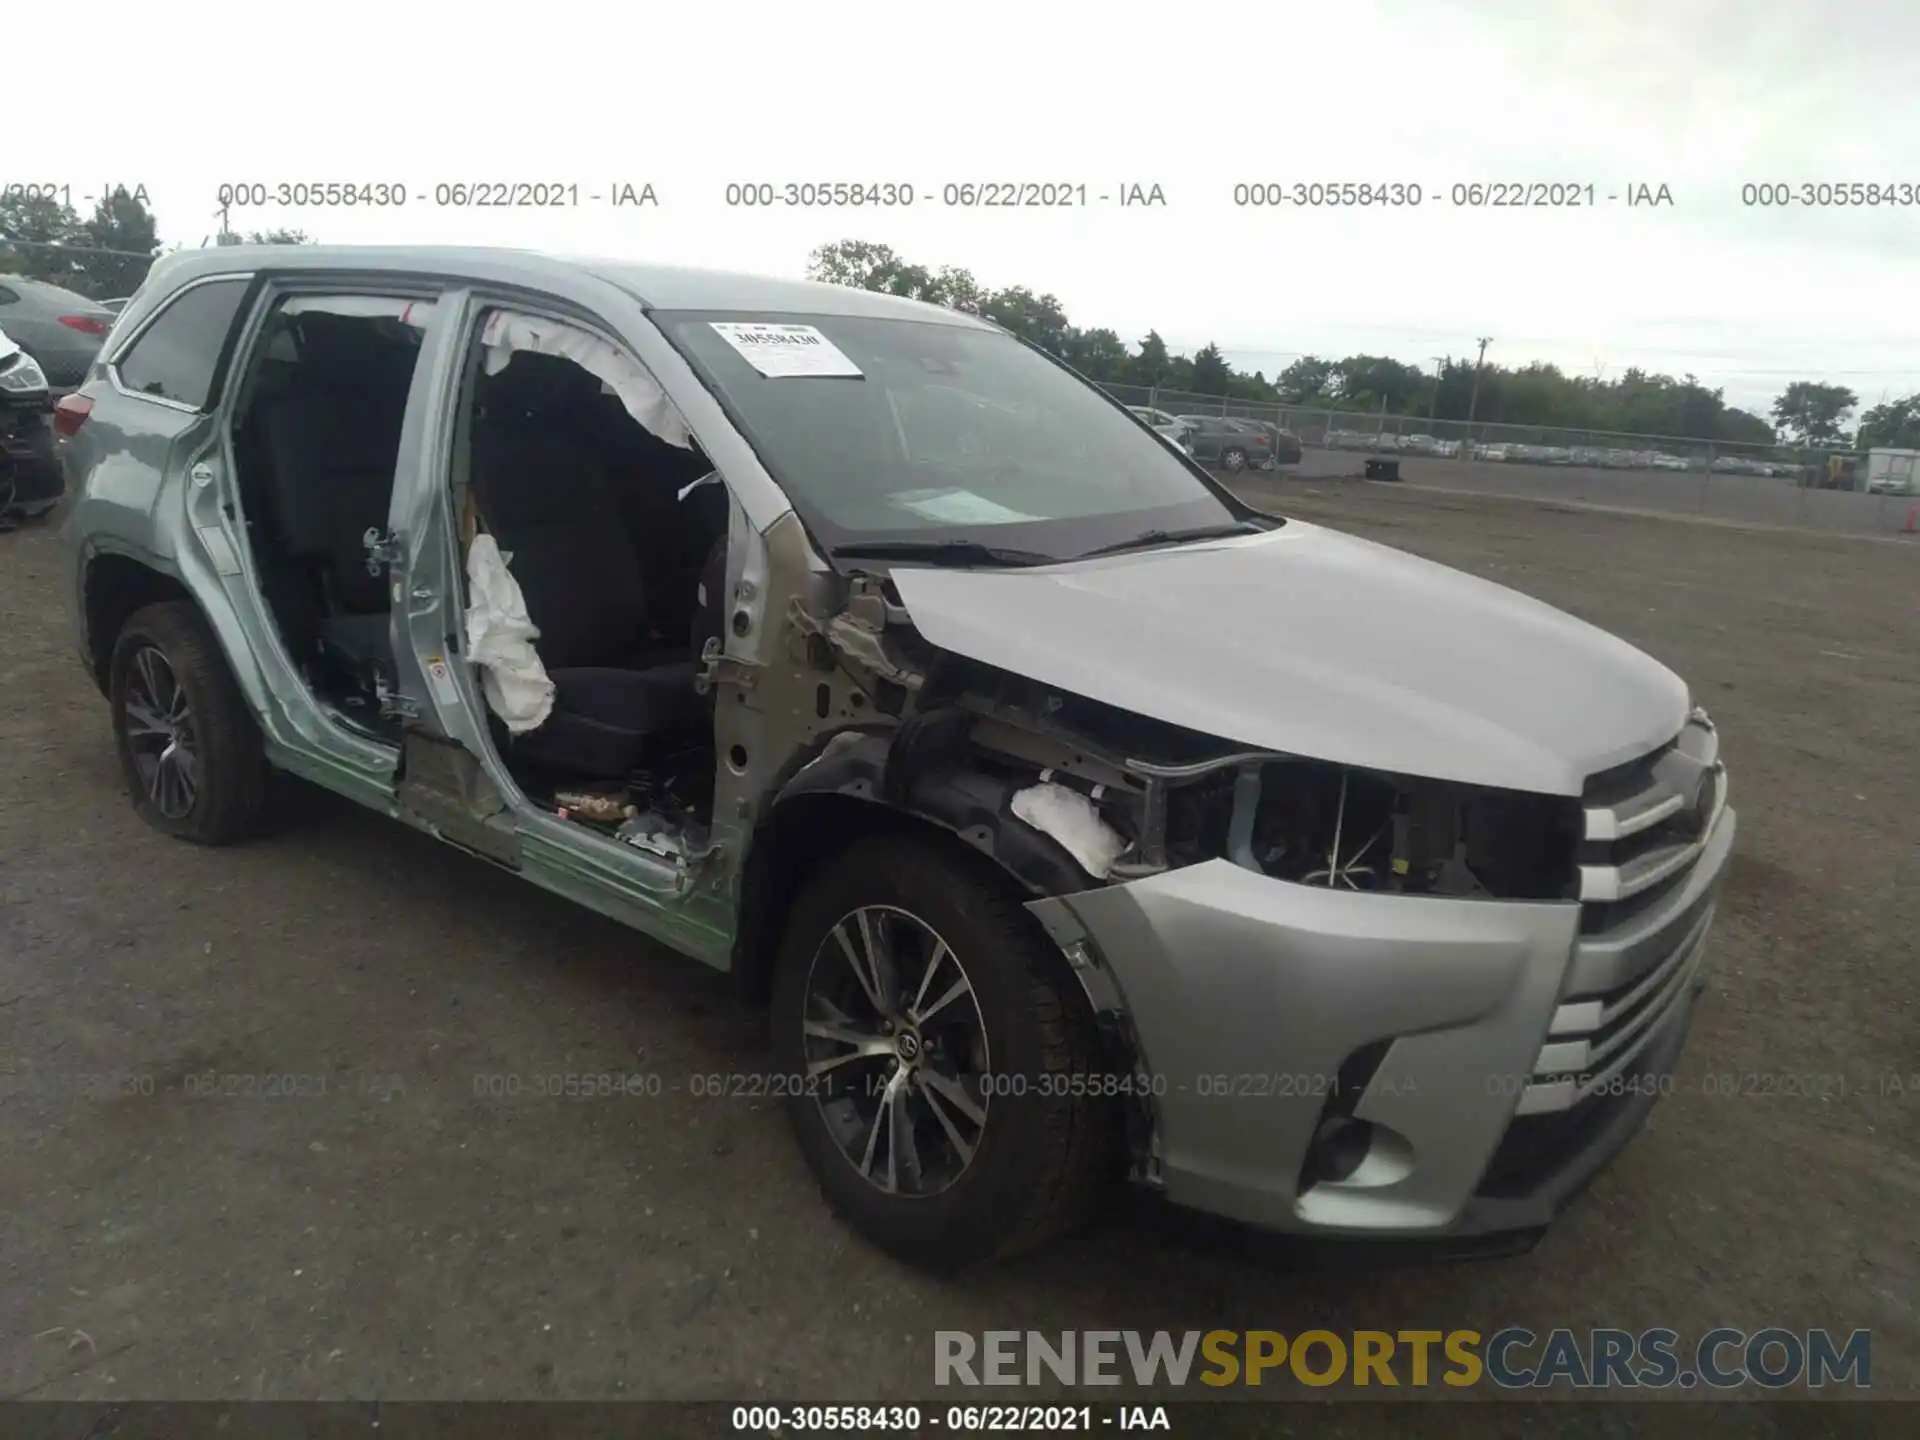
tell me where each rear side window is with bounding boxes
[114,278,250,409]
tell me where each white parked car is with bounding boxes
[1126,406,1193,452]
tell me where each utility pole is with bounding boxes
[1464,336,1492,443]
[1428,356,1446,420]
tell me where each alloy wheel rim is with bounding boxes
[801,905,991,1198]
[124,645,198,819]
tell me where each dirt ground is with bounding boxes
[1,480,1915,1409]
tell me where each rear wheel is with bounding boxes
[771,833,1116,1268]
[1219,446,1249,474]
[109,601,268,844]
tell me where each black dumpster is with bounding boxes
[1364,458,1402,481]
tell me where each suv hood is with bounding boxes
[887,520,1689,796]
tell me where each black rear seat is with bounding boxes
[256,312,415,684]
[471,353,703,777]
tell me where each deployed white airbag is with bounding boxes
[480,309,691,449]
[464,534,555,733]
[1011,782,1129,880]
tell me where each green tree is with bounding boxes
[1130,330,1174,389]
[1191,343,1232,395]
[806,238,907,289]
[1720,408,1778,445]
[0,190,86,283]
[75,186,161,298]
[805,238,964,306]
[1334,355,1426,412]
[219,228,315,246]
[928,264,984,312]
[1226,369,1281,403]
[1770,381,1858,445]
[1277,355,1336,402]
[1855,394,1920,449]
[1061,326,1129,382]
[977,286,1070,355]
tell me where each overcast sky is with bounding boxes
[19,0,1920,414]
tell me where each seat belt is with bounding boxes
[459,484,483,548]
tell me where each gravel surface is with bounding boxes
[1,481,1914,1407]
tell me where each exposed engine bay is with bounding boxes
[780,572,1583,904]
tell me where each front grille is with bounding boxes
[1514,709,1732,1117]
[1479,1076,1640,1199]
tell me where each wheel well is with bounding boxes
[84,555,190,695]
[733,793,906,1007]
[732,792,1062,1010]
[730,789,1148,1170]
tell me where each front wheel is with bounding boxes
[1219,446,1248,474]
[771,833,1117,1268]
[109,601,268,844]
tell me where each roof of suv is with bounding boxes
[134,245,994,330]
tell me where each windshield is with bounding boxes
[658,310,1249,560]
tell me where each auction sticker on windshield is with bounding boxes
[709,322,864,378]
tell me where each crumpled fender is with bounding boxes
[770,727,1095,898]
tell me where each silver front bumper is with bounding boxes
[1027,800,1736,1238]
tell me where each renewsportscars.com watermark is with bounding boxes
[934,1328,1872,1390]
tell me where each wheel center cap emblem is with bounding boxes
[894,1032,921,1063]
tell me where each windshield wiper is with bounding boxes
[1073,520,1270,560]
[829,538,1055,569]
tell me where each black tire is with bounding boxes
[109,600,268,845]
[1220,446,1248,474]
[771,832,1117,1268]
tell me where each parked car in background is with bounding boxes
[0,321,62,522]
[1126,405,1194,452]
[1175,415,1274,473]
[0,276,116,394]
[1240,418,1304,464]
[1866,448,1919,495]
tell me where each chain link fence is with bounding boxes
[0,237,162,302]
[1101,382,1918,535]
[1098,380,1851,483]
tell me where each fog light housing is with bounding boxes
[1301,1117,1374,1188]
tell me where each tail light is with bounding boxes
[53,394,93,438]
[58,315,111,336]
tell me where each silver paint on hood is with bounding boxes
[887,520,1690,797]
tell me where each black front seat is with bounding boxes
[471,353,703,777]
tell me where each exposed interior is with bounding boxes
[462,336,729,845]
[231,294,731,847]
[232,297,426,734]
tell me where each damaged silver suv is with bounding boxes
[60,246,1736,1266]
